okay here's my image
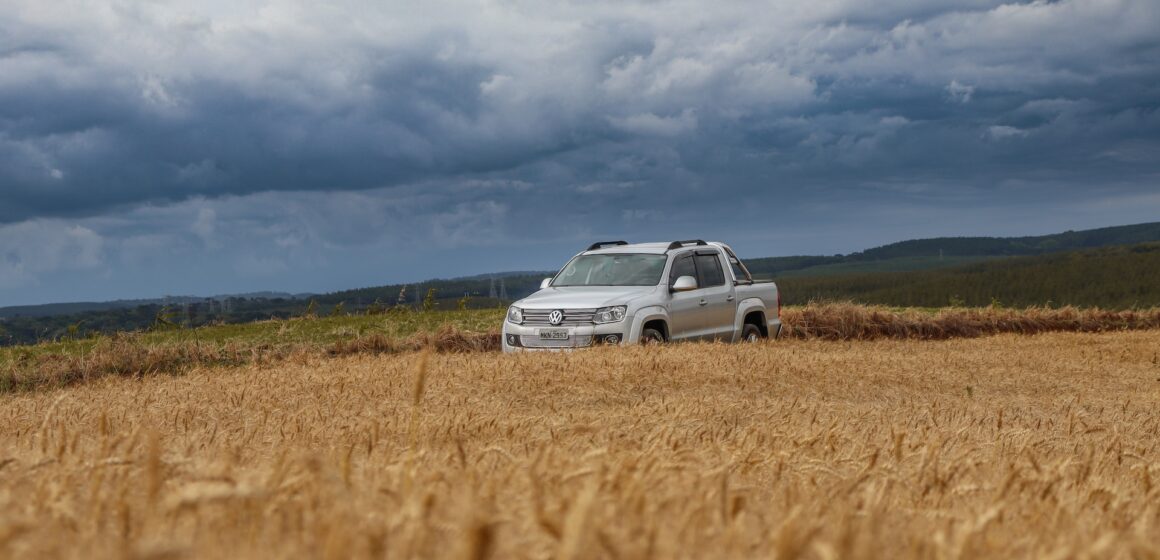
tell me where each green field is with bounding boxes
[0,309,503,380]
[780,242,1160,307]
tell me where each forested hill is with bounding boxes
[852,221,1160,260]
[744,221,1160,277]
[0,292,307,320]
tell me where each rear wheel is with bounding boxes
[741,324,762,342]
[640,328,666,345]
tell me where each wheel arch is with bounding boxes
[735,299,769,339]
[631,306,670,343]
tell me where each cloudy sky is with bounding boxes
[1,0,1158,306]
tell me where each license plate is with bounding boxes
[539,329,569,340]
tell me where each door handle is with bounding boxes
[726,295,735,302]
[699,299,708,306]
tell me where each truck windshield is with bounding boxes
[553,254,667,287]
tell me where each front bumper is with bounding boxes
[501,321,629,352]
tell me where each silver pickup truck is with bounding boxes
[502,240,781,351]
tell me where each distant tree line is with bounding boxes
[0,274,553,347]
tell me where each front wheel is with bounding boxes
[640,328,666,345]
[741,324,762,342]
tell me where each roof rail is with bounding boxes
[665,239,708,251]
[586,240,629,251]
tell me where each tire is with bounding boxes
[640,328,666,345]
[741,323,762,342]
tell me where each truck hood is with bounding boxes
[516,286,659,309]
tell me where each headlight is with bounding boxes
[506,306,524,324]
[593,305,627,324]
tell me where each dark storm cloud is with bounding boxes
[0,35,558,221]
[2,0,1158,222]
[1,0,1159,305]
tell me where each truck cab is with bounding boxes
[502,240,781,351]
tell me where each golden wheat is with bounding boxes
[1,331,1158,558]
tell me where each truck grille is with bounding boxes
[519,335,594,348]
[521,308,597,326]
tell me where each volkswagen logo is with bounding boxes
[548,310,564,325]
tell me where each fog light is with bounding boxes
[603,334,620,344]
[506,334,519,347]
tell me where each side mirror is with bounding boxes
[671,275,698,292]
[540,278,552,290]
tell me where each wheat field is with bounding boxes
[2,331,1159,558]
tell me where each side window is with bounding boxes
[725,249,750,283]
[669,254,696,285]
[695,253,725,287]
[729,260,745,282]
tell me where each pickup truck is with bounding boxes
[502,240,781,351]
